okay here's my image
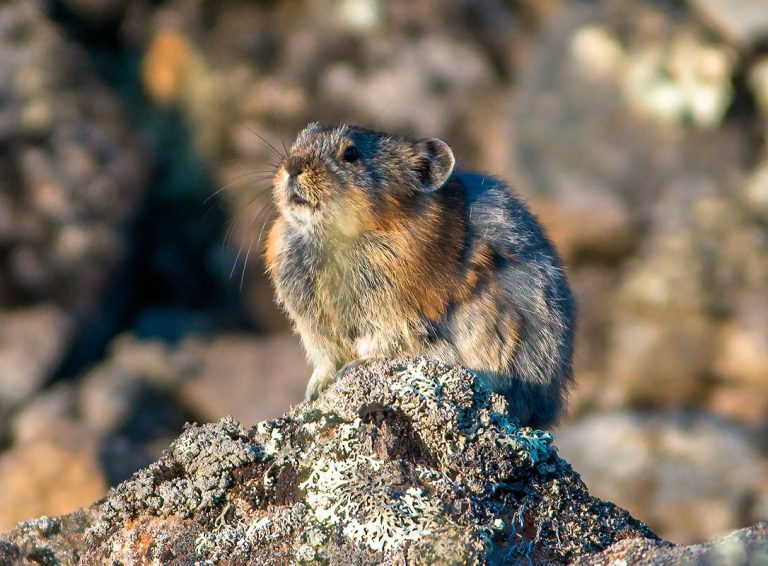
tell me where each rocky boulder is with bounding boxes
[0,0,149,426]
[0,358,661,564]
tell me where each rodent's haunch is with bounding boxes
[266,123,576,427]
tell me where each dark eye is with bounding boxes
[342,145,359,163]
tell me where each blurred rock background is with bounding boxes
[0,0,766,544]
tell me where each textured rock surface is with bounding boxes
[0,359,659,564]
[0,333,306,530]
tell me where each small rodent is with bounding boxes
[266,123,576,427]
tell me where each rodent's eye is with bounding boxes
[342,145,359,163]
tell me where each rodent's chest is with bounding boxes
[276,231,382,318]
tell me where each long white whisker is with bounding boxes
[240,235,255,290]
[229,237,246,279]
[244,125,284,160]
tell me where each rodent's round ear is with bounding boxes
[412,138,455,192]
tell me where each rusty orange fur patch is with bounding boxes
[361,182,469,322]
[264,216,285,274]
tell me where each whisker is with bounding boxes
[199,195,227,225]
[255,206,274,255]
[224,198,263,245]
[224,218,236,246]
[218,158,279,166]
[226,192,262,233]
[224,171,276,184]
[247,199,274,234]
[229,237,246,279]
[243,125,284,160]
[240,234,255,290]
[225,168,277,176]
[206,175,274,205]
[248,186,275,199]
[236,196,276,289]
[203,182,269,226]
[238,191,273,213]
[245,189,274,227]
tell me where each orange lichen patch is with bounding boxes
[94,515,195,563]
[133,529,155,558]
[142,29,195,104]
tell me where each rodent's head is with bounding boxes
[272,123,455,232]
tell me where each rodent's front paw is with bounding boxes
[305,369,335,401]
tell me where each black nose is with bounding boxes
[286,159,303,178]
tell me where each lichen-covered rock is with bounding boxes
[0,358,658,565]
[0,331,310,531]
[0,512,96,566]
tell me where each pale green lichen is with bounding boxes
[194,506,302,564]
[299,417,447,553]
[255,420,285,457]
[294,358,558,558]
[294,542,319,562]
[508,429,554,465]
[391,357,555,466]
[390,358,460,399]
[342,487,442,552]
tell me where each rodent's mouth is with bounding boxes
[288,192,312,207]
[283,174,315,209]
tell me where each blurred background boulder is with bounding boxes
[0,0,766,544]
[0,0,147,437]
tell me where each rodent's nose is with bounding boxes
[286,159,304,178]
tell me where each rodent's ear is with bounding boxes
[412,138,455,192]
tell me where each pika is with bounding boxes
[266,123,576,427]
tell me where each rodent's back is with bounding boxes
[451,172,576,426]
